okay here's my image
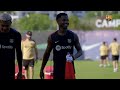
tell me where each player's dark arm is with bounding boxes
[16,32,22,73]
[72,33,83,60]
[40,35,53,72]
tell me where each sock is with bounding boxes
[99,64,103,67]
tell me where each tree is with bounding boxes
[13,13,51,31]
[69,15,80,30]
[0,11,15,14]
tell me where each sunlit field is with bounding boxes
[33,60,120,79]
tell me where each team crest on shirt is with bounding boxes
[55,45,61,51]
[10,39,14,43]
[67,39,71,43]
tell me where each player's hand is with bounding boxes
[70,54,75,60]
[40,70,44,79]
[66,54,73,62]
[17,71,22,79]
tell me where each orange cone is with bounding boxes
[65,61,75,79]
[44,66,53,79]
[15,65,25,79]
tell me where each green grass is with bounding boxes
[33,60,120,79]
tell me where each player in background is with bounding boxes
[99,42,108,67]
[21,31,38,79]
[105,42,110,67]
[109,38,120,72]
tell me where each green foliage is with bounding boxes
[13,14,51,31]
[12,12,120,31]
[0,11,15,14]
[12,13,96,31]
[69,14,95,30]
[111,14,120,30]
[69,15,80,30]
[85,11,97,18]
[84,12,120,30]
[79,18,96,30]
[112,14,120,19]
[50,20,57,30]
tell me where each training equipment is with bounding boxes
[15,65,25,79]
[44,66,53,79]
[65,52,75,79]
[66,52,73,62]
[65,61,75,79]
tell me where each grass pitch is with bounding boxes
[32,60,120,79]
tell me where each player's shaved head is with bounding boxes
[56,13,68,21]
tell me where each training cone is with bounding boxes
[15,65,25,79]
[44,66,53,79]
[65,61,75,79]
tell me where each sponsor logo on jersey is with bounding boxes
[67,39,71,43]
[55,45,72,51]
[55,41,59,43]
[0,44,13,49]
[10,39,14,43]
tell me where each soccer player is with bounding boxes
[109,38,120,72]
[0,13,22,79]
[99,42,108,67]
[105,42,110,67]
[40,13,83,79]
[21,31,38,79]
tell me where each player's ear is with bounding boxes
[7,20,12,26]
[56,18,61,24]
[56,19,59,24]
[10,21,12,24]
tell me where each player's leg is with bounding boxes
[103,60,106,67]
[113,61,116,72]
[115,56,119,72]
[99,56,104,67]
[23,60,29,79]
[29,59,34,79]
[115,61,118,72]
[105,55,110,66]
[112,55,117,72]
[103,56,107,67]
